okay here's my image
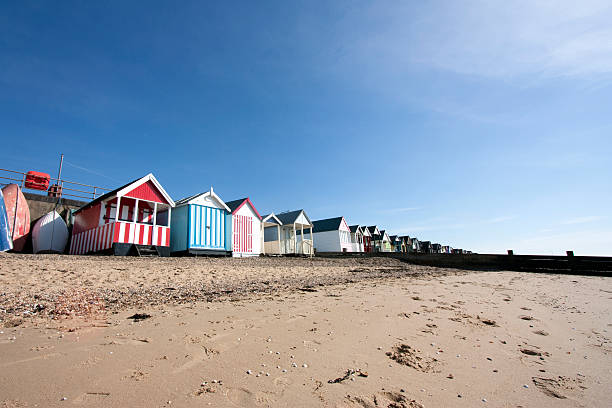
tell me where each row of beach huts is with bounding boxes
[1,173,468,256]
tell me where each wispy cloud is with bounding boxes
[64,161,122,183]
[379,207,421,214]
[394,222,466,235]
[485,216,517,224]
[560,215,606,225]
[334,1,612,81]
[395,214,516,235]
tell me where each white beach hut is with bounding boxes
[263,209,313,256]
[302,216,353,253]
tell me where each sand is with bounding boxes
[0,254,610,407]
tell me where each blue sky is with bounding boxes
[1,1,611,255]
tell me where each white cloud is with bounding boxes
[560,215,606,225]
[485,216,517,224]
[335,0,612,80]
[394,222,466,234]
[513,229,612,256]
[380,207,421,214]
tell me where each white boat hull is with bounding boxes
[32,211,68,254]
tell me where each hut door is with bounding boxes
[233,215,253,253]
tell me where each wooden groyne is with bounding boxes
[315,252,612,276]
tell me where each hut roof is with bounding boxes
[224,197,262,219]
[174,188,230,211]
[275,209,311,226]
[74,173,174,214]
[261,213,283,225]
[311,217,344,233]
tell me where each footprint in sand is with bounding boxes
[341,391,423,408]
[122,368,149,381]
[0,352,63,367]
[386,344,439,373]
[226,387,277,407]
[0,400,28,408]
[172,348,220,374]
[226,388,254,407]
[71,392,111,404]
[272,376,292,396]
[532,376,584,399]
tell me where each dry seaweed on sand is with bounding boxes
[127,313,151,321]
[328,368,368,384]
[386,344,439,372]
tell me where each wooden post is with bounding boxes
[261,223,265,255]
[115,197,121,222]
[133,199,139,223]
[277,225,281,255]
[152,202,158,245]
[309,225,313,257]
[300,224,304,255]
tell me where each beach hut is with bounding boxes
[361,226,373,253]
[263,209,313,256]
[261,213,283,255]
[170,187,232,256]
[367,226,382,252]
[302,216,352,253]
[225,197,262,257]
[389,235,403,252]
[379,230,393,252]
[411,237,421,253]
[69,173,175,256]
[399,236,410,253]
[349,225,364,253]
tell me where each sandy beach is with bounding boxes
[1,254,610,407]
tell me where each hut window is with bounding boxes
[156,208,170,226]
[120,205,132,221]
[105,204,117,223]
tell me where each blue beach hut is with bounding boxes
[170,187,232,255]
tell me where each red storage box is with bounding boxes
[24,171,50,191]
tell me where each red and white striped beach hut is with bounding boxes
[69,173,175,256]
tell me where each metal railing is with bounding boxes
[300,239,314,257]
[0,168,111,201]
